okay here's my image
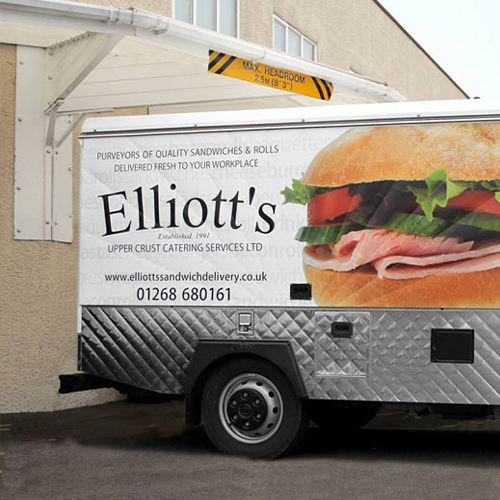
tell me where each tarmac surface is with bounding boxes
[2,399,500,500]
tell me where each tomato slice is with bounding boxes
[444,191,500,216]
[308,187,362,225]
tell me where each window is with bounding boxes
[273,16,316,61]
[174,0,238,37]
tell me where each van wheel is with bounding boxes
[201,358,309,458]
[308,400,380,431]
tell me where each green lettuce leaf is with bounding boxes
[282,171,500,218]
[407,170,500,221]
[407,169,469,221]
[281,178,328,205]
[481,180,500,204]
[481,179,500,191]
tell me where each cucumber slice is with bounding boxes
[295,210,500,246]
[295,213,454,246]
[351,211,500,237]
[295,223,365,245]
[448,211,500,233]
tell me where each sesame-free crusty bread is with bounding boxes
[302,123,500,188]
[304,262,500,308]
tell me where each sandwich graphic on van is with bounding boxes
[282,123,500,307]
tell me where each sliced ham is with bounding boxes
[375,242,500,279]
[303,228,500,280]
[303,229,473,271]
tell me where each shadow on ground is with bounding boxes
[3,400,500,466]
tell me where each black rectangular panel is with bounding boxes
[290,283,312,300]
[431,329,474,364]
[330,321,353,339]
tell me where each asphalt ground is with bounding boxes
[2,400,500,500]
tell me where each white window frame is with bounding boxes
[272,15,316,61]
[173,0,240,37]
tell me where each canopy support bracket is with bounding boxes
[14,33,122,242]
[45,32,123,113]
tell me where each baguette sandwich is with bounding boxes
[282,123,500,307]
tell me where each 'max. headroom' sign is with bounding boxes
[208,50,334,101]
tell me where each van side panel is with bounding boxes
[80,306,500,405]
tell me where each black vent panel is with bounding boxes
[431,329,474,364]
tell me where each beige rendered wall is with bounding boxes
[0,43,98,413]
[0,43,149,413]
[78,0,173,16]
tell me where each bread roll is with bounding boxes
[304,263,500,308]
[302,123,500,187]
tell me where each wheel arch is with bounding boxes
[183,340,307,426]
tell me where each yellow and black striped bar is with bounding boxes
[208,50,333,101]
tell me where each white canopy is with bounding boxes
[0,0,404,115]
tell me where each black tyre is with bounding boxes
[308,400,380,431]
[201,357,309,458]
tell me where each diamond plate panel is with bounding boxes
[366,309,500,404]
[81,307,199,393]
[314,312,370,377]
[80,306,500,405]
